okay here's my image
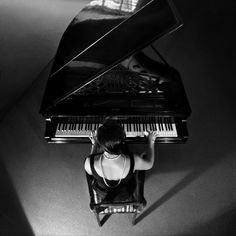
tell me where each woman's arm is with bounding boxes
[84,130,98,175]
[84,157,92,175]
[89,130,98,154]
[90,143,98,154]
[134,131,159,170]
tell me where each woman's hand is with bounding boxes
[89,130,97,145]
[144,130,159,144]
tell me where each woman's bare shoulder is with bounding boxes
[84,156,92,175]
[134,152,152,171]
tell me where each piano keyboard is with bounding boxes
[55,116,177,138]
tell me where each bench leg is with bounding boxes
[132,212,138,225]
[95,213,102,227]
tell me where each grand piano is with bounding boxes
[40,0,191,143]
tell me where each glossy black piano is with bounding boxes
[40,0,191,143]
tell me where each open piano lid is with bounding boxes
[40,0,182,115]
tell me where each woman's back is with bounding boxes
[88,151,136,202]
[93,153,131,180]
[89,152,135,187]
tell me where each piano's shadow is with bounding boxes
[129,116,235,224]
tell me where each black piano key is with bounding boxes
[168,117,172,131]
[128,118,131,132]
[151,117,156,131]
[133,117,136,131]
[136,117,139,132]
[165,117,169,130]
[160,117,163,131]
[92,119,95,129]
[148,117,151,131]
[63,123,66,131]
[157,117,161,131]
[148,117,152,131]
[145,117,148,131]
[81,117,84,130]
[161,117,164,131]
[128,117,131,132]
[83,118,86,131]
[167,117,170,130]
[87,122,90,130]
[170,120,174,130]
[78,117,81,130]
[134,117,138,132]
[87,121,90,131]
[164,118,168,130]
[150,117,153,131]
[138,117,141,132]
[79,117,82,130]
[149,117,152,131]
[137,117,140,131]
[130,120,133,132]
[142,119,145,131]
[143,117,147,131]
[153,117,156,130]
[153,117,157,131]
[130,118,133,132]
[147,117,151,130]
[166,117,169,131]
[93,117,96,129]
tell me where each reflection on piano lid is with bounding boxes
[40,0,182,114]
[40,0,191,144]
[88,0,140,13]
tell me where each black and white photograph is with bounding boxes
[0,0,235,235]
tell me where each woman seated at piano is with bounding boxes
[84,118,158,202]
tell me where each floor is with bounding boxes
[0,0,236,236]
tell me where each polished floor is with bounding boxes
[0,0,236,236]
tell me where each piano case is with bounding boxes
[40,0,191,143]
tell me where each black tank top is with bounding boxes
[89,152,136,202]
[89,152,135,189]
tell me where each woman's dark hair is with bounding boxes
[97,119,126,155]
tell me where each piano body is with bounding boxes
[40,0,191,144]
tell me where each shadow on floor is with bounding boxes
[133,104,235,225]
[135,162,214,225]
[182,207,236,236]
[0,157,34,236]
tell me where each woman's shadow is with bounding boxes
[128,114,235,224]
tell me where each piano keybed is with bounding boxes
[54,116,177,138]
